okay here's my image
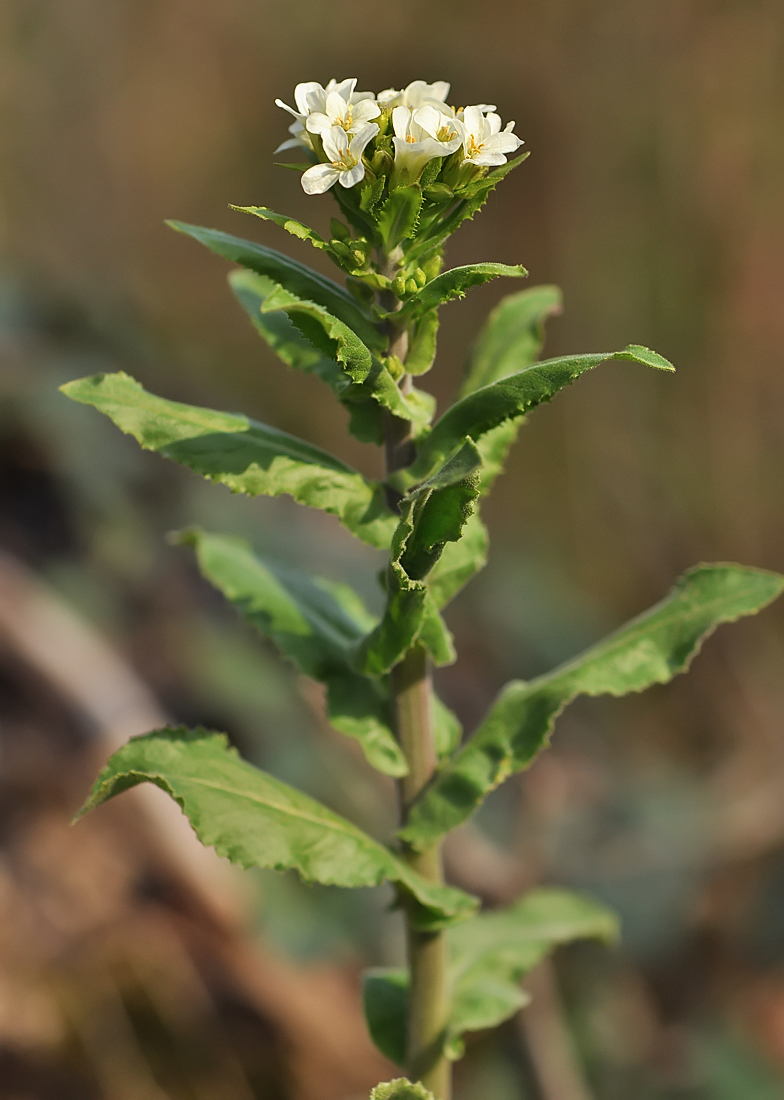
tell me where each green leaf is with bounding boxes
[433,694,462,759]
[75,728,477,931]
[447,888,617,1055]
[230,270,351,394]
[364,888,616,1064]
[377,186,423,249]
[406,310,440,376]
[427,512,490,609]
[363,969,408,1067]
[357,442,482,676]
[60,372,396,550]
[393,344,675,490]
[399,263,528,321]
[177,528,407,777]
[369,1080,434,1100]
[166,220,384,352]
[229,204,331,253]
[464,286,563,494]
[230,270,434,446]
[259,282,373,382]
[407,153,530,264]
[401,564,784,848]
[461,285,563,397]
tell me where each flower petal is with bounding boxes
[275,98,301,120]
[339,162,366,188]
[273,137,306,153]
[325,90,349,122]
[294,82,326,115]
[351,99,381,125]
[322,125,349,162]
[306,111,333,134]
[348,122,379,157]
[301,163,341,194]
[392,106,412,139]
[461,105,485,137]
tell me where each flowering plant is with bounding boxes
[61,78,783,1100]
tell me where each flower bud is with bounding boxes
[405,278,419,297]
[371,148,394,176]
[330,218,351,242]
[386,355,405,380]
[330,239,354,263]
[414,268,427,288]
[423,183,454,204]
[392,274,407,298]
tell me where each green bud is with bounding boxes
[422,253,443,280]
[392,274,407,298]
[423,183,454,204]
[371,148,394,176]
[386,355,405,381]
[414,268,427,288]
[375,108,392,137]
[405,278,419,297]
[330,218,351,242]
[330,239,353,263]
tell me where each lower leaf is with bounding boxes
[74,728,477,930]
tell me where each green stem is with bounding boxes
[381,246,451,1098]
[392,647,451,1099]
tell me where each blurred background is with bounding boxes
[1,1,783,1097]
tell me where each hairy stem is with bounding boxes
[381,257,451,1095]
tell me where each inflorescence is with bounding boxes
[275,78,524,196]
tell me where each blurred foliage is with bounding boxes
[1,0,784,1097]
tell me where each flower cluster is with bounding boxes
[276,79,524,196]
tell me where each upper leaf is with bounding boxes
[393,344,675,490]
[377,186,424,250]
[260,282,374,382]
[60,372,397,549]
[75,728,478,931]
[230,269,434,445]
[230,204,331,252]
[357,442,482,676]
[178,528,407,777]
[461,285,563,397]
[398,263,528,321]
[166,220,384,351]
[406,153,530,264]
[426,512,490,610]
[401,564,784,848]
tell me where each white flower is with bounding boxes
[391,105,463,182]
[457,106,524,166]
[306,89,380,137]
[275,79,374,153]
[378,80,451,110]
[301,123,378,194]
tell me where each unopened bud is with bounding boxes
[414,268,427,288]
[392,274,407,298]
[371,148,394,176]
[330,218,351,241]
[423,183,454,203]
[330,239,353,263]
[405,278,419,297]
